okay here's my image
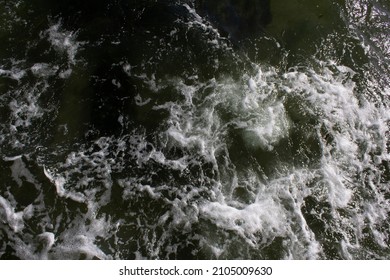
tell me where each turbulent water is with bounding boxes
[0,0,389,260]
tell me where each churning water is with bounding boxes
[0,0,389,259]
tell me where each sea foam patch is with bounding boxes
[1,0,389,260]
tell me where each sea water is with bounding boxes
[0,0,389,259]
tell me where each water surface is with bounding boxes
[0,0,389,259]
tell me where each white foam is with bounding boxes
[183,3,232,50]
[9,156,36,187]
[134,94,151,106]
[46,22,81,65]
[58,68,72,79]
[150,150,188,171]
[112,79,121,88]
[36,232,55,259]
[31,63,58,77]
[43,167,86,203]
[0,195,25,233]
[248,77,257,92]
[321,163,352,209]
[50,232,109,260]
[200,199,288,246]
[0,67,26,80]
[8,86,45,130]
[2,2,387,259]
[22,204,34,220]
[155,51,389,258]
[240,103,291,151]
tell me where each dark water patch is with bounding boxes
[196,0,272,42]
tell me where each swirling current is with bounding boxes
[0,0,389,259]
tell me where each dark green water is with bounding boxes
[0,0,389,259]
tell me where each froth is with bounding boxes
[0,195,25,233]
[46,22,81,65]
[1,0,389,260]
[200,199,288,246]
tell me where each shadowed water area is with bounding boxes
[0,0,389,259]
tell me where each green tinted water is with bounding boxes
[0,0,389,259]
